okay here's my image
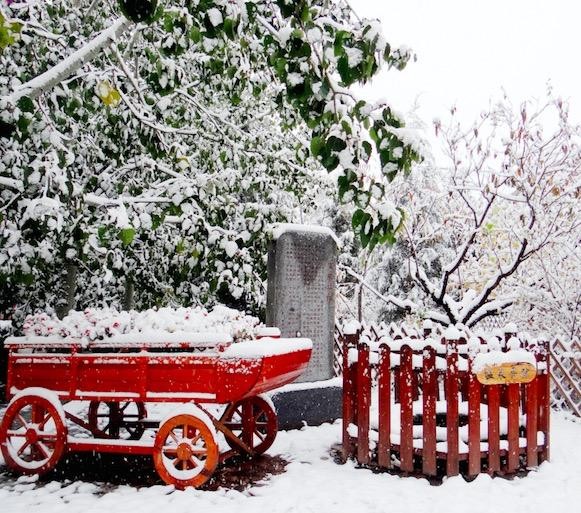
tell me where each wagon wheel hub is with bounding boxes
[25,427,39,445]
[176,442,193,461]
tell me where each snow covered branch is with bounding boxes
[3,17,131,105]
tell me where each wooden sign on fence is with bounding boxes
[476,362,537,385]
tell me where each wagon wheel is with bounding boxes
[0,393,67,475]
[87,401,146,440]
[153,413,219,489]
[222,395,278,455]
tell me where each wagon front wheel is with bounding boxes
[0,393,67,475]
[153,413,219,489]
[222,395,278,455]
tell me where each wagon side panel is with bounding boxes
[8,354,73,398]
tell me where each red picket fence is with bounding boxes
[341,325,550,478]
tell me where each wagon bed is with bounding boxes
[4,334,312,404]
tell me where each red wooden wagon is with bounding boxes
[0,332,312,488]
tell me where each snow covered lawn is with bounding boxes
[0,412,579,513]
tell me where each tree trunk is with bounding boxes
[123,275,135,311]
[56,263,78,319]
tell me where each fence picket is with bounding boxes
[487,385,501,473]
[538,349,550,463]
[400,345,414,472]
[422,347,437,476]
[378,344,391,468]
[356,342,371,466]
[446,342,459,476]
[468,358,481,477]
[507,383,520,472]
[342,333,356,459]
[525,379,538,467]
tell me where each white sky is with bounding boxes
[354,0,581,124]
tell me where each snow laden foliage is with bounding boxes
[343,97,580,336]
[0,0,422,320]
[20,305,259,343]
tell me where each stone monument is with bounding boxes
[266,224,342,429]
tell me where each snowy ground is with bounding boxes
[0,412,580,513]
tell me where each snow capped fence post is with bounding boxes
[340,323,550,480]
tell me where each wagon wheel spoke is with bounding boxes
[172,457,189,471]
[162,446,178,456]
[17,440,31,456]
[34,442,51,460]
[190,455,202,468]
[190,432,202,446]
[38,412,53,430]
[37,432,58,442]
[169,431,180,445]
[254,431,266,442]
[190,448,208,456]
[30,404,38,424]
[119,402,130,413]
[7,430,26,437]
[226,422,243,430]
[17,414,29,429]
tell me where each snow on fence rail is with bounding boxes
[340,323,550,478]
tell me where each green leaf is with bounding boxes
[362,141,372,162]
[321,154,339,171]
[310,135,324,157]
[327,135,347,152]
[351,209,367,229]
[118,227,135,246]
[224,18,236,40]
[189,26,202,43]
[17,96,34,113]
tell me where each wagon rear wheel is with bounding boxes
[87,401,146,440]
[0,393,67,475]
[222,395,277,455]
[153,413,219,489]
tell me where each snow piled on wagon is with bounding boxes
[7,305,260,347]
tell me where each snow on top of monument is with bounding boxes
[272,223,340,246]
[11,305,259,347]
